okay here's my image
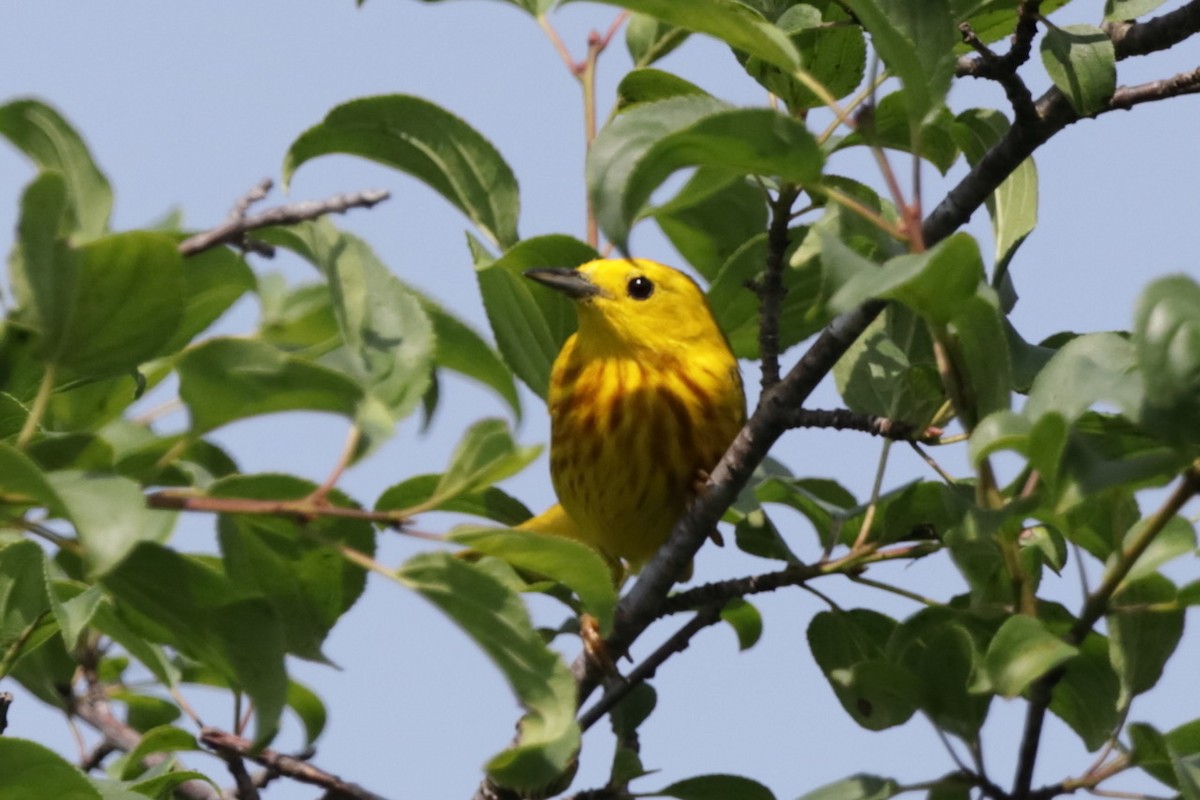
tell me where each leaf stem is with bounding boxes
[17,362,57,449]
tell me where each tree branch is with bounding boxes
[199,728,389,800]
[1108,67,1200,111]
[786,407,929,441]
[0,691,12,735]
[756,185,801,396]
[177,179,390,258]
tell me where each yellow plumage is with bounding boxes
[523,258,745,574]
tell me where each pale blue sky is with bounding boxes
[2,3,1198,799]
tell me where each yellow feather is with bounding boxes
[527,258,746,574]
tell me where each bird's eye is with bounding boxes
[627,276,654,300]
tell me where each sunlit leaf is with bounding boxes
[283,95,520,248]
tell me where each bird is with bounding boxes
[522,258,746,577]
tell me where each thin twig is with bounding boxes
[1012,464,1200,800]
[851,438,892,551]
[578,605,722,732]
[145,490,408,527]
[178,185,390,257]
[200,728,388,800]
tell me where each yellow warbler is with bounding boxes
[523,258,745,573]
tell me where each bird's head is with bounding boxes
[524,258,727,357]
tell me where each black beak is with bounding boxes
[523,268,601,299]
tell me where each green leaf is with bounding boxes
[592,104,823,251]
[394,419,541,514]
[830,232,983,325]
[1040,24,1116,116]
[124,771,219,799]
[114,692,180,733]
[283,95,520,248]
[178,337,365,433]
[0,541,52,674]
[103,544,287,745]
[733,507,799,562]
[797,775,900,800]
[0,98,112,239]
[652,773,777,800]
[892,611,991,741]
[709,230,830,359]
[398,551,580,793]
[47,580,103,650]
[450,527,617,633]
[11,229,184,378]
[1043,616,1121,751]
[261,221,435,428]
[214,475,374,662]
[808,610,918,730]
[1134,275,1200,443]
[755,475,857,550]
[738,3,866,113]
[654,171,767,280]
[959,1,1072,44]
[1119,515,1196,585]
[119,725,198,780]
[1105,0,1169,20]
[49,471,175,577]
[0,442,64,512]
[952,108,1037,276]
[163,245,255,354]
[0,738,101,800]
[475,234,599,398]
[421,297,520,420]
[626,14,689,67]
[1025,333,1142,423]
[983,615,1078,697]
[842,0,956,127]
[616,68,709,113]
[1108,574,1184,705]
[834,305,945,429]
[836,91,959,174]
[588,0,799,70]
[720,598,764,651]
[287,679,328,746]
[376,474,532,526]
